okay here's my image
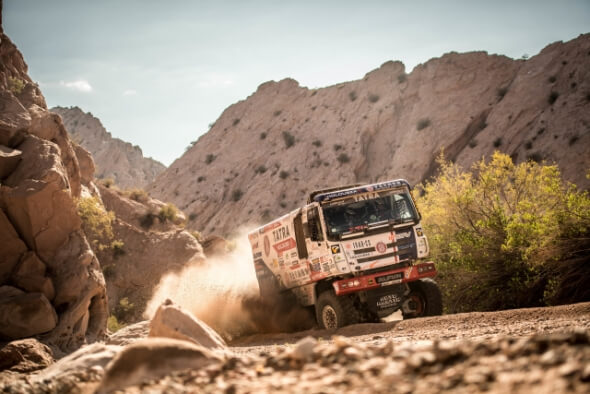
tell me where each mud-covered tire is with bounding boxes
[402,278,443,319]
[315,291,360,329]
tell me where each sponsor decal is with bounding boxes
[331,245,341,254]
[376,242,387,254]
[264,236,270,257]
[272,226,291,242]
[352,192,379,202]
[290,251,298,259]
[353,239,371,249]
[334,255,343,262]
[273,238,297,255]
[248,232,259,241]
[252,251,262,259]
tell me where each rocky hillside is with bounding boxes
[51,106,165,189]
[0,23,107,352]
[148,34,590,237]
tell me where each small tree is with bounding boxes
[417,153,590,312]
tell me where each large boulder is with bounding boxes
[0,91,29,148]
[149,299,227,352]
[0,144,21,179]
[0,208,27,284]
[97,338,222,393]
[1,135,80,262]
[0,338,54,373]
[0,286,57,340]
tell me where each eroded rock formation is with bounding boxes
[148,34,590,237]
[0,22,107,352]
[51,106,165,189]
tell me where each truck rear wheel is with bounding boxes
[315,291,360,329]
[402,278,443,319]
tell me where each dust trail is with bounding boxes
[145,228,315,339]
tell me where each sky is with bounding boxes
[3,1,590,166]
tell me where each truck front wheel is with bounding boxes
[315,291,360,329]
[402,278,443,319]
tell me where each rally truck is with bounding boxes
[248,179,442,329]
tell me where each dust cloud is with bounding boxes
[145,228,315,340]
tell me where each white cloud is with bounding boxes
[123,89,138,96]
[60,80,93,92]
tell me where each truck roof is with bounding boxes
[310,179,411,203]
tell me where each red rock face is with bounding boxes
[148,35,590,237]
[0,30,107,351]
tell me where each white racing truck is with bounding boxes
[248,179,442,329]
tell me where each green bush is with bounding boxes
[8,76,25,95]
[368,94,380,103]
[255,165,267,174]
[107,315,125,332]
[282,131,295,148]
[348,91,357,101]
[111,240,125,257]
[417,118,431,131]
[279,170,290,179]
[205,154,216,164]
[232,189,243,202]
[337,153,350,164]
[126,188,149,203]
[158,203,178,222]
[77,196,115,250]
[417,153,590,312]
[312,140,322,147]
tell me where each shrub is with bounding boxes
[282,131,295,148]
[111,240,125,257]
[279,170,290,179]
[190,230,204,243]
[101,178,115,188]
[548,91,559,105]
[232,118,240,126]
[188,212,198,221]
[255,165,267,174]
[416,118,431,131]
[158,203,178,222]
[260,132,267,140]
[368,94,380,103]
[417,152,590,312]
[8,76,25,95]
[127,188,149,203]
[231,189,243,202]
[197,176,206,182]
[205,154,216,164]
[113,297,135,322]
[337,153,350,164]
[397,73,407,83]
[140,212,156,229]
[348,91,357,101]
[312,140,322,147]
[107,315,125,332]
[77,196,115,250]
[493,137,502,148]
[273,110,282,117]
[333,144,343,151]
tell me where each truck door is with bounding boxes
[303,205,339,278]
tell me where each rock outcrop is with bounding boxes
[80,183,204,323]
[0,19,107,352]
[51,106,166,189]
[148,34,590,237]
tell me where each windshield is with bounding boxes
[322,190,418,240]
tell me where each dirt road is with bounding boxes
[230,302,590,354]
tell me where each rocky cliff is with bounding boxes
[0,26,107,352]
[148,34,590,237]
[51,106,165,189]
